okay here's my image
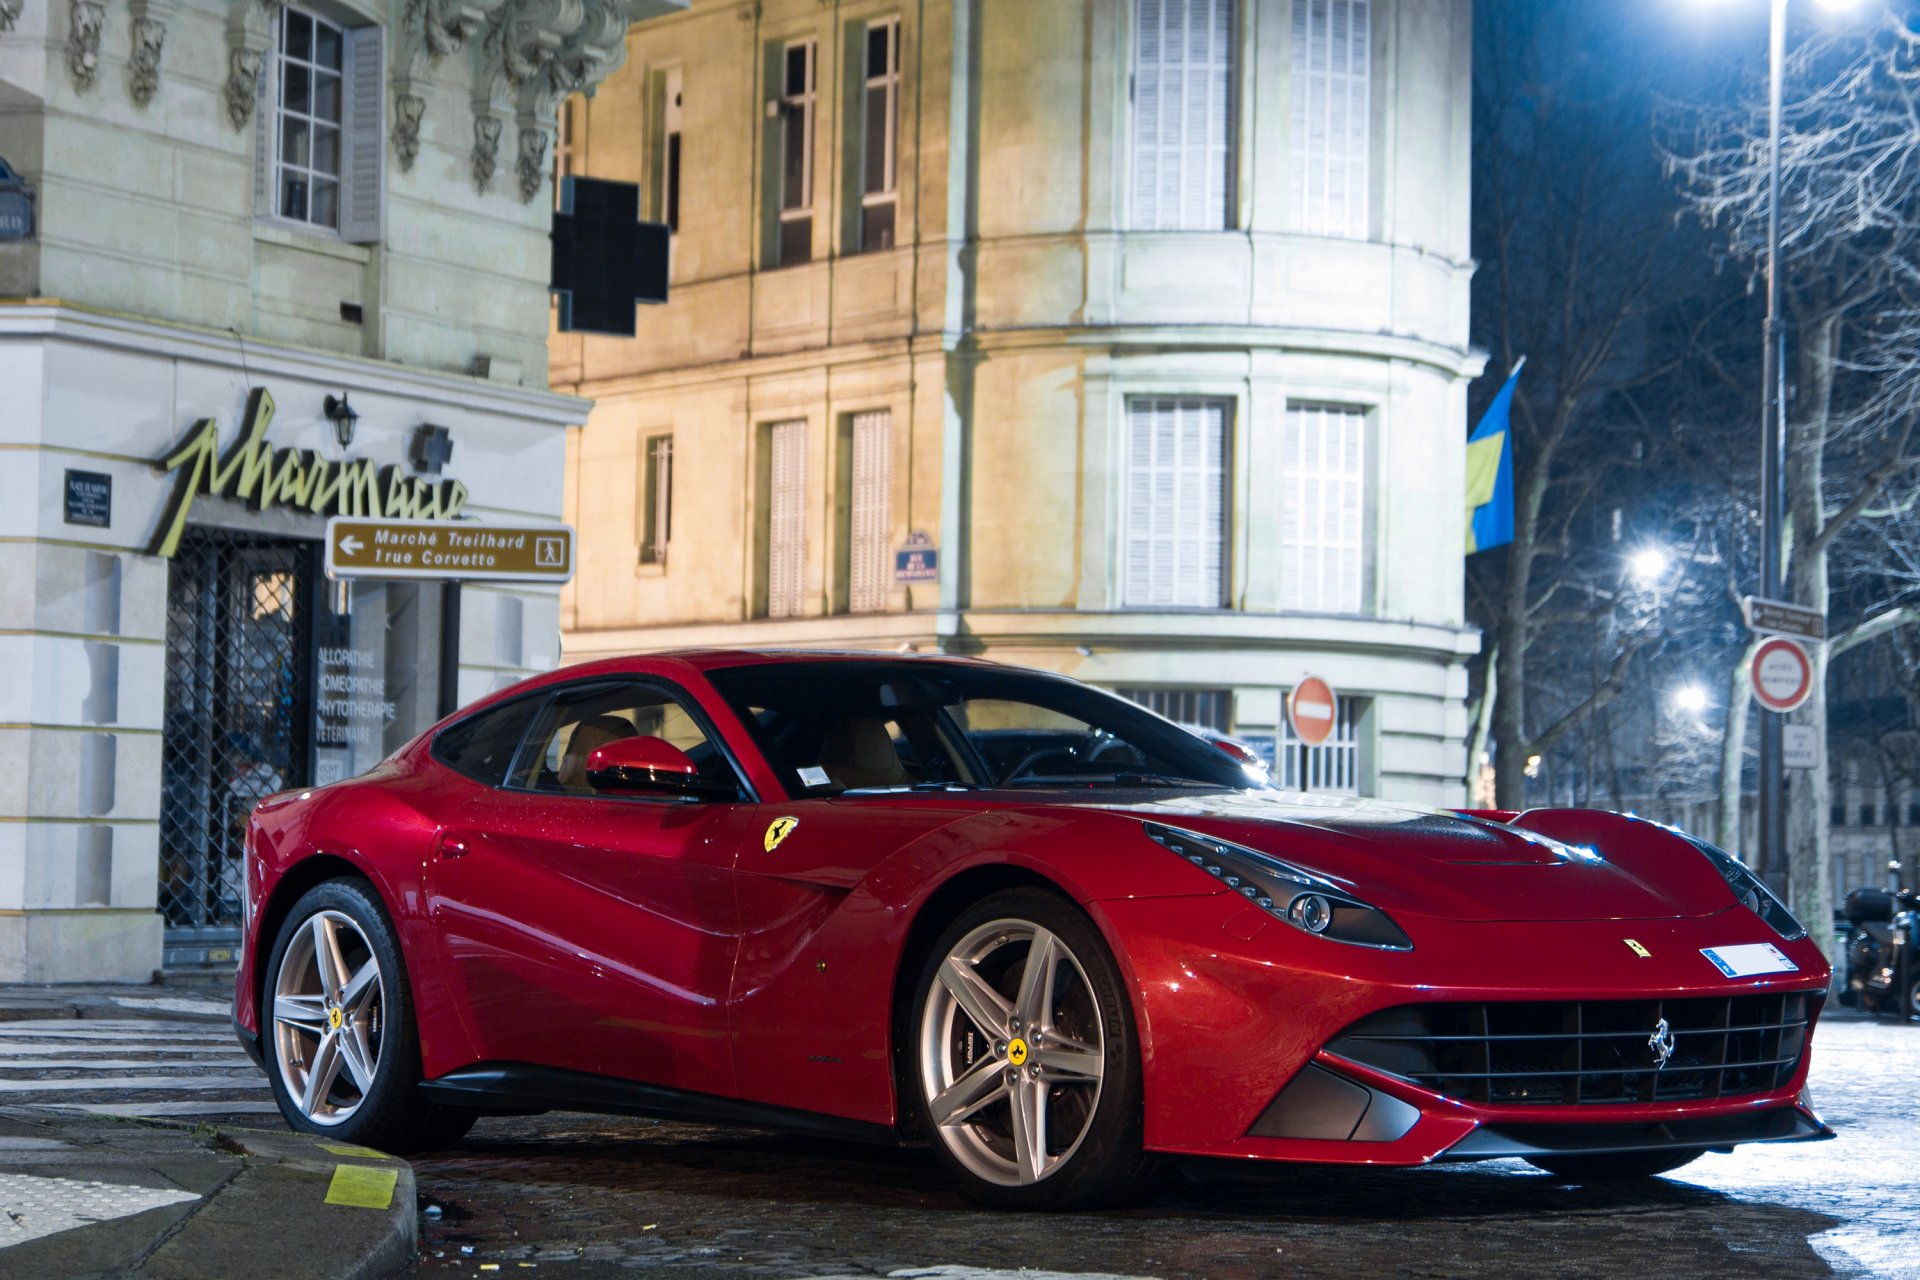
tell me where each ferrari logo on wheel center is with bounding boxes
[327,1006,344,1031]
[1006,1036,1030,1067]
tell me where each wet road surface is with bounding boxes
[400,1017,1920,1280]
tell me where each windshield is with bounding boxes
[705,660,1261,796]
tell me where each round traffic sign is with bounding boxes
[1289,676,1339,747]
[1750,636,1813,713]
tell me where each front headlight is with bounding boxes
[1682,835,1807,941]
[1144,821,1412,950]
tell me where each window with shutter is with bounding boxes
[340,24,384,243]
[638,434,673,565]
[773,41,815,266]
[257,7,382,242]
[848,411,892,613]
[1123,398,1227,608]
[858,20,899,252]
[766,420,807,618]
[1280,403,1365,614]
[1288,0,1369,239]
[1131,0,1236,231]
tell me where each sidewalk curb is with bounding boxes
[0,1115,417,1280]
[138,1127,419,1280]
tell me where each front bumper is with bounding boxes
[1092,894,1833,1165]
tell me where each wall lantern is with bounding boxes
[323,394,359,449]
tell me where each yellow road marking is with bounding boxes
[324,1163,398,1209]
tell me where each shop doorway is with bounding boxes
[159,529,317,968]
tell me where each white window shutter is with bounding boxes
[253,22,276,218]
[848,412,892,613]
[340,24,385,244]
[1123,398,1226,608]
[1281,404,1365,613]
[767,421,807,618]
[1289,0,1369,239]
[1132,0,1235,231]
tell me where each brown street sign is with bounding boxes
[1742,595,1825,641]
[325,518,575,584]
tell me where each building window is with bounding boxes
[553,96,578,210]
[847,411,892,613]
[774,41,816,266]
[1123,398,1227,608]
[262,8,382,242]
[1861,804,1878,827]
[1908,801,1919,826]
[1277,692,1361,793]
[639,434,673,565]
[859,19,900,252]
[1115,687,1230,734]
[659,67,682,233]
[1281,403,1366,614]
[1132,0,1236,230]
[765,420,807,618]
[1831,803,1847,827]
[1289,0,1369,239]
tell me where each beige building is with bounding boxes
[555,0,1482,803]
[1,0,680,980]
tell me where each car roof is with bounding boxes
[568,648,1007,676]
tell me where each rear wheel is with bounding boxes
[264,878,476,1152]
[910,888,1151,1209]
[1525,1149,1705,1180]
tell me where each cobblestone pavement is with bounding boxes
[401,1017,1920,1280]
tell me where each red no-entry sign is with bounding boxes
[1750,636,1813,713]
[1289,676,1339,747]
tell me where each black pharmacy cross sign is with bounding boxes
[550,176,669,336]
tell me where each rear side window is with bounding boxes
[430,696,543,786]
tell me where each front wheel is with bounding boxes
[910,888,1152,1209]
[263,878,475,1152]
[1525,1149,1705,1180]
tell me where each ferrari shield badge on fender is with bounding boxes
[1623,938,1652,958]
[764,817,800,853]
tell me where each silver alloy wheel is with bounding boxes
[271,910,384,1126]
[918,918,1106,1186]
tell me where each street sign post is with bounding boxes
[324,518,575,584]
[1743,595,1825,641]
[1288,676,1339,748]
[1750,636,1813,714]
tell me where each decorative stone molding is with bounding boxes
[127,0,171,108]
[472,113,503,189]
[222,2,274,130]
[0,0,23,34]
[515,118,548,202]
[392,91,427,169]
[68,0,106,91]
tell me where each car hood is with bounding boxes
[1066,790,1737,923]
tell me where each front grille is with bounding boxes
[1327,994,1815,1105]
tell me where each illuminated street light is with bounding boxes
[1673,683,1710,714]
[1628,546,1671,587]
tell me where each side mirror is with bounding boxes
[585,736,720,798]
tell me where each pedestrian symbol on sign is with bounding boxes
[536,537,564,568]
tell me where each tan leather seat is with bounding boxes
[819,717,909,789]
[557,715,637,792]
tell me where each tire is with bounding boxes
[1525,1149,1705,1180]
[261,878,476,1153]
[908,887,1152,1209]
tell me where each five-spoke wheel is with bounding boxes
[262,878,475,1152]
[911,889,1149,1208]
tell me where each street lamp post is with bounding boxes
[1758,0,1788,886]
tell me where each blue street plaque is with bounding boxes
[895,529,939,583]
[64,470,112,528]
[0,157,33,242]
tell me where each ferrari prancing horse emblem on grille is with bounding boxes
[1648,1017,1676,1070]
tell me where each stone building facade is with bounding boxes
[0,0,682,981]
[555,0,1482,804]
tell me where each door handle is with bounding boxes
[435,831,471,859]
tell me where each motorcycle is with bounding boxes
[1841,886,1920,1019]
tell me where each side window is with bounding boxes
[430,696,543,787]
[510,682,743,798]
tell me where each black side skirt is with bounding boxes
[417,1062,900,1147]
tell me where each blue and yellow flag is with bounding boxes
[1466,358,1523,554]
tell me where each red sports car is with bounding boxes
[232,651,1832,1208]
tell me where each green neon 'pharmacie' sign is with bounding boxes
[148,388,468,558]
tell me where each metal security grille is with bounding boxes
[1277,693,1361,792]
[159,529,315,966]
[1115,687,1231,733]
